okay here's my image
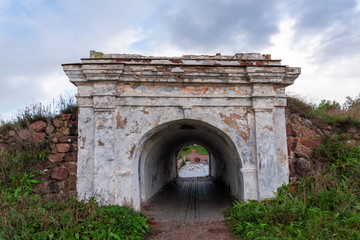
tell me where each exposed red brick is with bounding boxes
[52,118,63,128]
[68,174,77,190]
[295,145,313,159]
[59,136,77,143]
[301,137,323,149]
[287,137,295,156]
[57,143,71,153]
[49,153,65,163]
[298,127,315,138]
[62,114,72,120]
[286,124,296,136]
[63,162,77,173]
[64,152,77,162]
[30,121,47,132]
[35,133,46,141]
[52,167,69,180]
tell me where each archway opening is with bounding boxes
[177,144,209,178]
[137,119,243,221]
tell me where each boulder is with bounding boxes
[295,158,311,172]
[302,119,312,126]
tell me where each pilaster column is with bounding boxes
[92,84,117,204]
[247,66,287,200]
[76,91,95,200]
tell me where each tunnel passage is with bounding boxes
[138,119,243,204]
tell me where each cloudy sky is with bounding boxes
[1,0,359,118]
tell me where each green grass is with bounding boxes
[226,137,360,240]
[287,96,360,128]
[0,172,150,240]
[179,145,208,156]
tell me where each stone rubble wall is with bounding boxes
[0,113,78,201]
[286,111,359,182]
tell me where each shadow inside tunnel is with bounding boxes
[141,177,234,223]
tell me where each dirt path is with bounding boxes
[145,221,236,240]
[143,177,236,239]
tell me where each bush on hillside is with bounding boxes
[287,93,360,128]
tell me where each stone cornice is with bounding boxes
[62,51,300,87]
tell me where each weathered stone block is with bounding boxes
[58,136,77,143]
[35,132,46,141]
[63,162,77,173]
[57,143,71,153]
[52,118,63,128]
[30,121,47,132]
[64,152,77,162]
[49,153,65,163]
[301,137,323,149]
[52,167,69,180]
[62,114,72,120]
[46,125,55,135]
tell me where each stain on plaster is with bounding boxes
[220,113,250,142]
[129,144,136,160]
[116,112,127,129]
[98,140,104,146]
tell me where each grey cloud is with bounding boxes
[0,0,155,116]
[156,0,282,51]
[289,0,360,62]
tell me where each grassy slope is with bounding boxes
[179,145,208,156]
[226,97,360,240]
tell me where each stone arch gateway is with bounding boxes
[63,51,300,210]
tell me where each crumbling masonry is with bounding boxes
[63,51,300,210]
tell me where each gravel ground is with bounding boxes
[145,221,236,240]
[178,163,209,178]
